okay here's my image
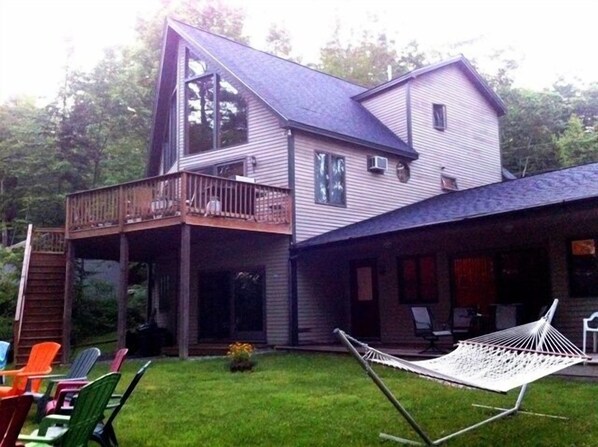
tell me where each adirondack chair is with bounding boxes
[18,373,121,447]
[0,395,33,447]
[33,347,101,421]
[42,348,128,418]
[0,342,61,397]
[0,341,10,385]
[91,361,151,447]
[109,349,128,373]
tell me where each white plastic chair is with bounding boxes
[582,311,598,354]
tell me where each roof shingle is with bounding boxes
[297,162,598,249]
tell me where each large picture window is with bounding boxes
[315,152,345,206]
[185,50,247,154]
[569,238,598,297]
[398,255,438,303]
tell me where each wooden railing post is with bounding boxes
[118,185,125,231]
[180,172,187,223]
[62,240,75,363]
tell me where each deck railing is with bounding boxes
[32,228,66,253]
[66,172,291,234]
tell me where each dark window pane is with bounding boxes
[419,256,438,302]
[570,238,598,297]
[234,271,264,332]
[187,76,214,154]
[398,256,438,303]
[401,259,418,302]
[433,104,446,129]
[219,80,248,148]
[216,161,244,179]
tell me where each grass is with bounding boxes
[21,353,598,446]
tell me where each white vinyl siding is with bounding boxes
[361,85,409,142]
[409,65,502,194]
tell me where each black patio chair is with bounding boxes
[410,306,452,353]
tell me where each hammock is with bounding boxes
[335,299,589,446]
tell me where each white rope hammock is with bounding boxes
[335,300,591,445]
[357,317,587,393]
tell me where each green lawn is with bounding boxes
[24,353,598,446]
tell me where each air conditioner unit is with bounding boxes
[367,155,388,173]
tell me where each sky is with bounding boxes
[1,0,598,104]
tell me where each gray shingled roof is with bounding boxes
[169,19,417,158]
[296,162,598,249]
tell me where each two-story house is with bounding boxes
[15,19,598,364]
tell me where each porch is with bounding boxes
[66,171,292,239]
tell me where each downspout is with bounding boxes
[287,129,299,345]
[406,80,413,147]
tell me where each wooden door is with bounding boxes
[350,260,380,339]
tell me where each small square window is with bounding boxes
[433,104,446,130]
[441,174,458,191]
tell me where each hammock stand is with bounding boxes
[335,299,589,446]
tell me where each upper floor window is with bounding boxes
[162,93,177,172]
[315,152,345,206]
[185,50,248,155]
[569,238,598,297]
[196,160,246,179]
[433,104,447,130]
[441,173,458,191]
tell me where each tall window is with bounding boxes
[185,50,248,154]
[162,93,177,172]
[433,104,447,130]
[569,238,598,297]
[315,152,345,205]
[398,255,438,303]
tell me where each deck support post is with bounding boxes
[117,234,129,350]
[61,240,75,363]
[178,224,190,359]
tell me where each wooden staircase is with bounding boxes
[14,227,66,366]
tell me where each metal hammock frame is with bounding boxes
[335,299,589,446]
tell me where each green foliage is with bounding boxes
[500,88,569,176]
[0,246,22,340]
[319,22,427,87]
[554,115,598,167]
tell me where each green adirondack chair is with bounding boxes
[18,372,121,447]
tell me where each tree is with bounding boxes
[318,23,426,87]
[554,115,598,167]
[500,88,570,176]
[265,23,295,60]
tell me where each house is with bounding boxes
[14,19,598,363]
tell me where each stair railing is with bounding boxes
[14,224,34,354]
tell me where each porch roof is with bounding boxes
[296,162,598,250]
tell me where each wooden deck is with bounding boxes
[66,172,292,239]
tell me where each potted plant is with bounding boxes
[227,342,256,372]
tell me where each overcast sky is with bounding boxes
[1,0,598,104]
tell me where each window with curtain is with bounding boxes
[314,152,345,206]
[398,255,438,303]
[569,238,598,297]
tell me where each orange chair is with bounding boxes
[0,342,61,397]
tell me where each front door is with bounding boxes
[198,268,266,342]
[350,260,380,339]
